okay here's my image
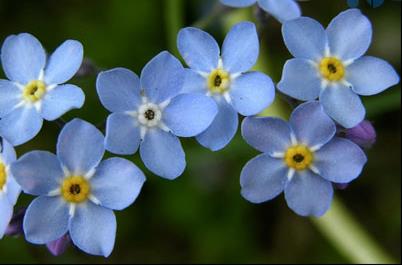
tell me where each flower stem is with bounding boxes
[165,0,184,56]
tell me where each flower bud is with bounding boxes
[5,208,26,237]
[343,120,377,149]
[47,234,71,256]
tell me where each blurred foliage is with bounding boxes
[0,0,400,263]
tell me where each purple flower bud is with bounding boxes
[46,234,71,256]
[5,208,26,237]
[344,120,377,149]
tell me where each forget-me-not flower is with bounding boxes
[0,137,20,239]
[177,22,275,151]
[97,51,218,180]
[240,101,367,217]
[220,0,301,23]
[278,9,400,128]
[10,119,146,257]
[0,33,85,146]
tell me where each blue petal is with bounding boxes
[278,59,322,101]
[0,106,43,146]
[229,72,275,116]
[347,56,400,96]
[258,0,301,23]
[105,113,141,155]
[315,137,367,183]
[220,0,256,7]
[23,196,69,244]
[44,40,84,85]
[0,80,21,117]
[222,21,259,73]
[57,119,104,175]
[163,93,218,137]
[91,158,146,210]
[1,33,46,84]
[182,69,207,94]
[177,27,220,73]
[6,177,20,206]
[40,84,85,121]
[282,17,328,60]
[0,196,13,239]
[240,153,288,204]
[96,68,142,113]
[320,85,366,129]
[242,116,292,154]
[0,138,17,165]
[69,202,116,257]
[196,99,239,151]
[10,151,64,196]
[141,51,185,103]
[140,129,185,180]
[289,102,336,148]
[327,9,372,61]
[284,171,333,217]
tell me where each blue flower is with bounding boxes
[97,51,218,180]
[177,21,275,151]
[10,119,146,257]
[0,33,85,146]
[278,9,400,128]
[220,0,301,23]
[0,137,20,239]
[240,101,367,217]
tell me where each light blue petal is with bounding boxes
[258,0,301,23]
[0,106,43,146]
[40,84,85,121]
[10,151,64,196]
[289,102,336,148]
[44,40,83,85]
[320,85,365,129]
[196,99,238,151]
[229,72,275,116]
[1,33,46,84]
[222,22,259,73]
[0,138,17,165]
[6,177,21,206]
[23,196,69,244]
[240,153,288,204]
[140,129,185,180]
[282,17,328,60]
[347,56,400,96]
[96,68,142,113]
[285,171,333,217]
[105,113,141,155]
[163,93,218,137]
[177,27,220,73]
[182,69,207,94]
[278,59,322,101]
[57,119,104,175]
[141,51,185,103]
[91,158,146,210]
[220,0,256,7]
[0,80,21,117]
[0,196,13,239]
[327,9,372,61]
[69,202,116,257]
[315,137,367,183]
[242,116,292,154]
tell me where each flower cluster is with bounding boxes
[0,1,399,258]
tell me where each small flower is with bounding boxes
[342,120,377,149]
[177,21,275,151]
[97,51,218,180]
[10,119,146,257]
[278,9,400,128]
[240,101,367,217]
[220,0,301,23]
[0,137,20,239]
[0,33,85,146]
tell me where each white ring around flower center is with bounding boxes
[137,103,163,127]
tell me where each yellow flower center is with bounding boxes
[0,162,7,191]
[207,69,230,94]
[319,57,345,82]
[284,145,314,171]
[23,80,46,102]
[61,176,91,204]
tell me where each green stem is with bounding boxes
[165,0,184,56]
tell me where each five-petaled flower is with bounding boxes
[240,102,367,217]
[0,33,85,146]
[10,119,146,257]
[177,21,275,151]
[278,9,400,128]
[97,51,218,180]
[220,0,301,23]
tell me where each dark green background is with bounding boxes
[0,0,400,263]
